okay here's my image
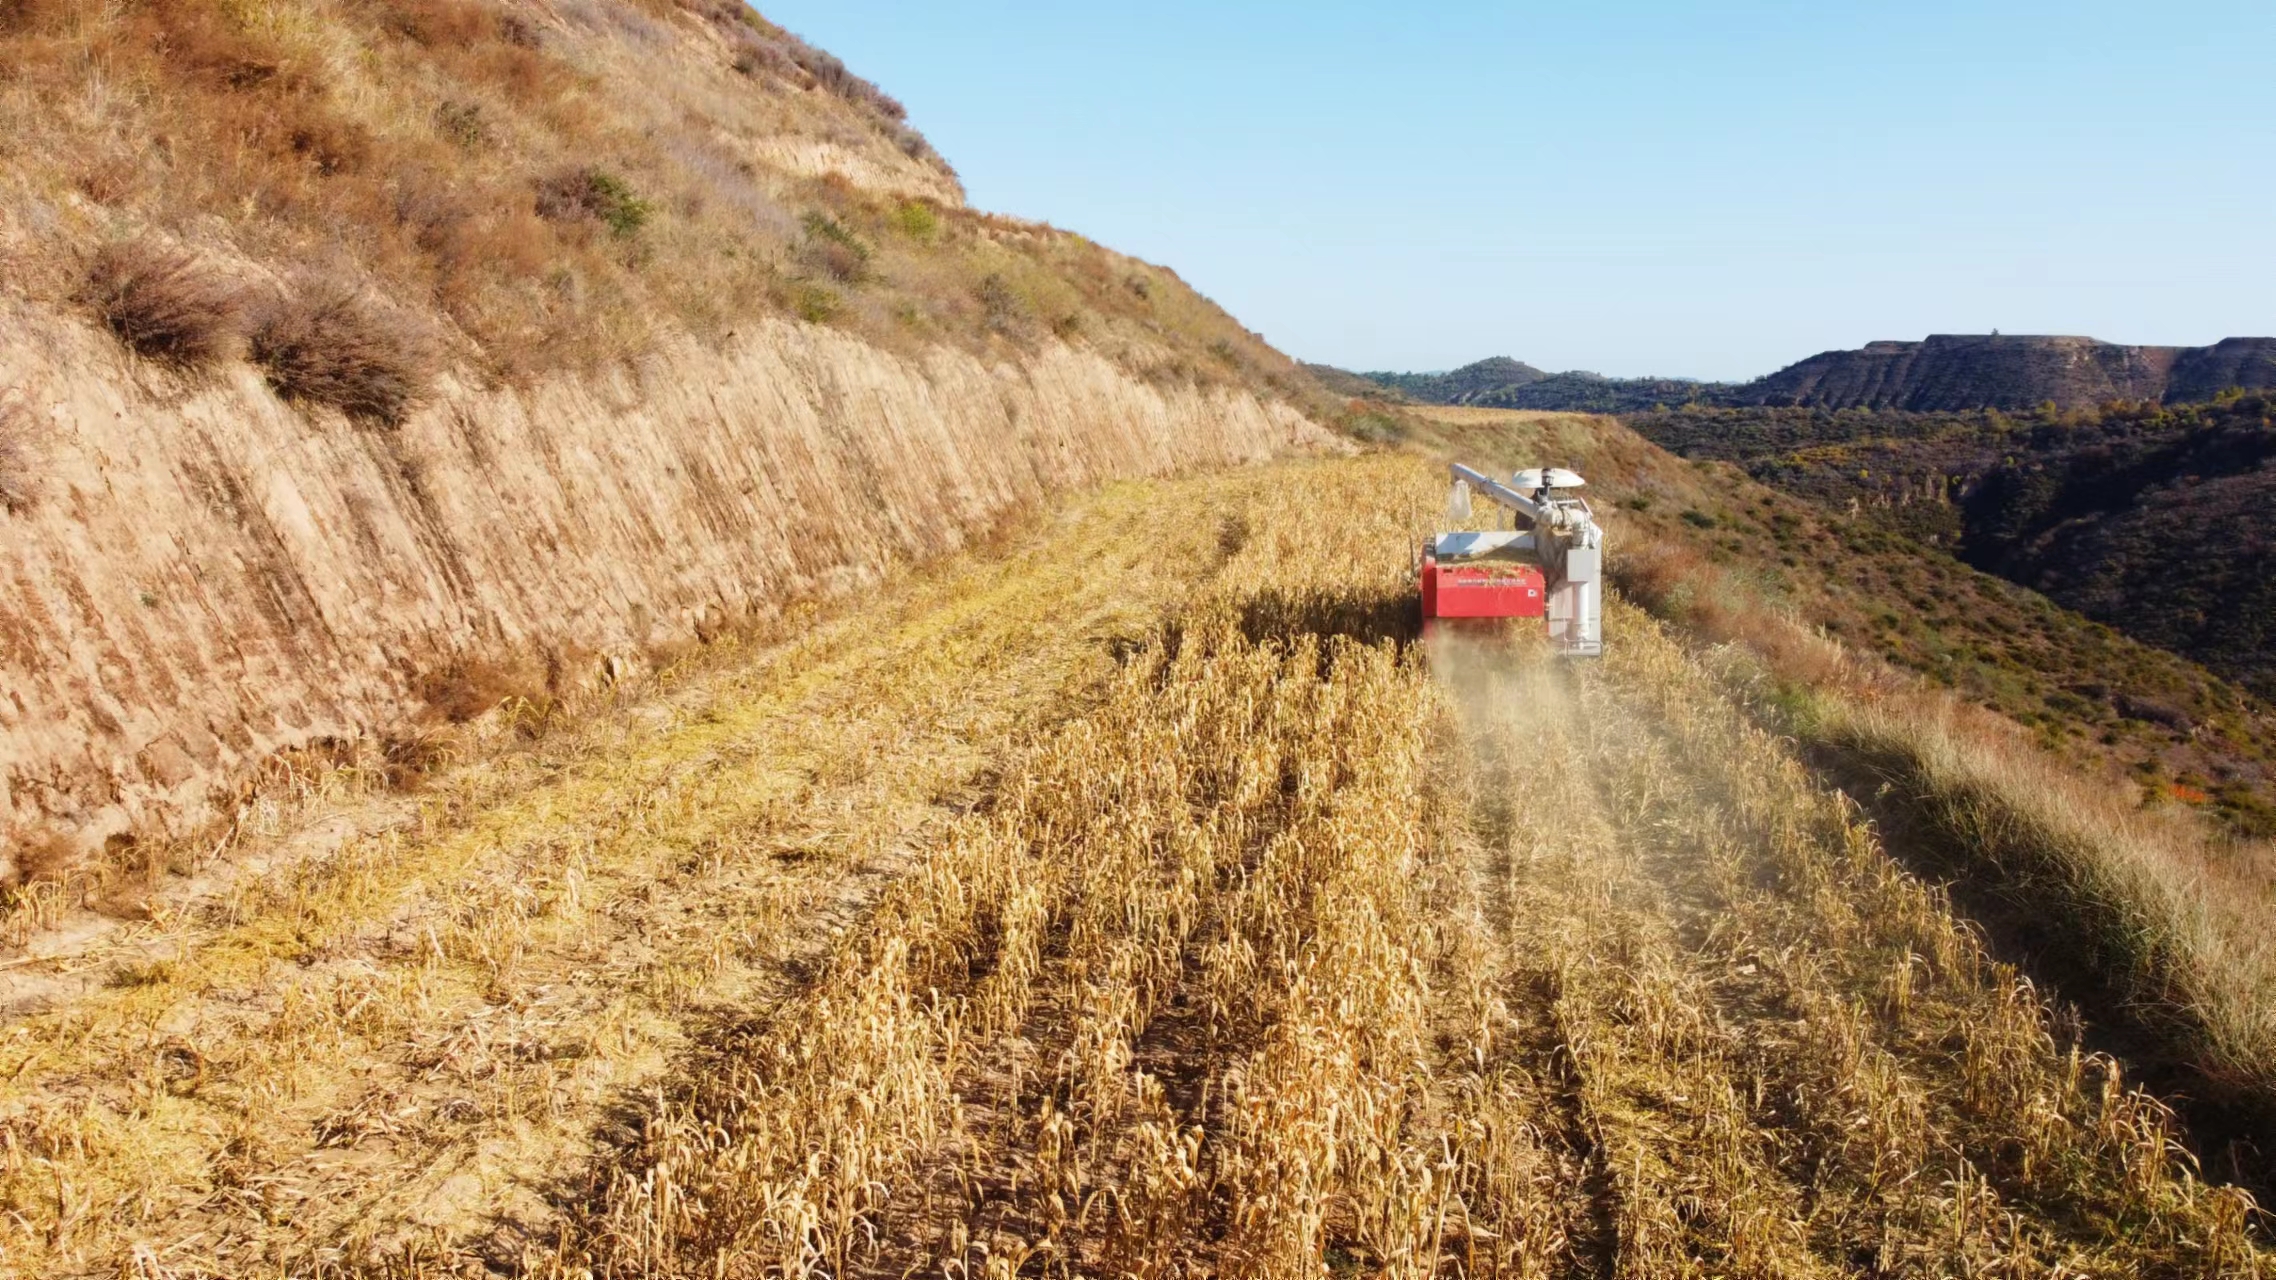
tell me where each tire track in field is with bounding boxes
[1438,638,1621,1279]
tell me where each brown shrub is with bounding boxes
[249,276,435,425]
[283,111,374,176]
[797,212,871,284]
[372,0,503,47]
[974,273,1027,335]
[2,826,78,888]
[535,167,653,238]
[0,0,70,35]
[415,655,541,724]
[83,239,248,366]
[0,395,37,515]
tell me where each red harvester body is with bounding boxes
[1419,556,1546,619]
[1420,464,1605,656]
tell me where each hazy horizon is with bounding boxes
[760,1,2275,382]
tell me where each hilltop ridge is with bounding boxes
[1331,333,2276,413]
[1734,333,2276,410]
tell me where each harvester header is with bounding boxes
[1419,463,1604,655]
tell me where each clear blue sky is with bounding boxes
[757,1,2275,380]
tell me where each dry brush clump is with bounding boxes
[248,274,437,425]
[0,394,36,515]
[80,237,248,367]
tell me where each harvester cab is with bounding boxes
[1419,463,1604,656]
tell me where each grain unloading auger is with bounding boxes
[1419,463,1604,655]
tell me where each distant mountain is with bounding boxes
[1356,357,1551,404]
[1322,357,1725,412]
[1732,334,2276,411]
[1475,371,1728,413]
[1300,362,1408,401]
[1331,335,2276,417]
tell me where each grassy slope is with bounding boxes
[0,0,1335,417]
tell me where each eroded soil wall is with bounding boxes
[0,310,1327,859]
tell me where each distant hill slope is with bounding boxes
[1357,356,1550,403]
[1326,357,1727,411]
[1300,361,1407,401]
[1475,371,1726,413]
[1624,397,2276,703]
[1342,335,2276,416]
[1732,334,2276,411]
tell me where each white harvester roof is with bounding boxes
[1510,467,1586,491]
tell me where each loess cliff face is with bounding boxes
[0,1,1337,866]
[0,313,1326,862]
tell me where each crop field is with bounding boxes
[0,456,2265,1278]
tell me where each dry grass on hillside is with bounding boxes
[0,0,1316,414]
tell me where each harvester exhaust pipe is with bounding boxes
[1419,463,1605,656]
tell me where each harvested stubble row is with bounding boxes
[557,461,2265,1278]
[0,469,1295,1278]
[1,457,2265,1278]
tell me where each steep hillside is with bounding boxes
[0,0,1339,872]
[1625,398,2276,703]
[1733,334,2276,411]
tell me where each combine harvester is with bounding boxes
[1419,463,1605,654]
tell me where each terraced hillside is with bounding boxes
[3,451,2266,1278]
